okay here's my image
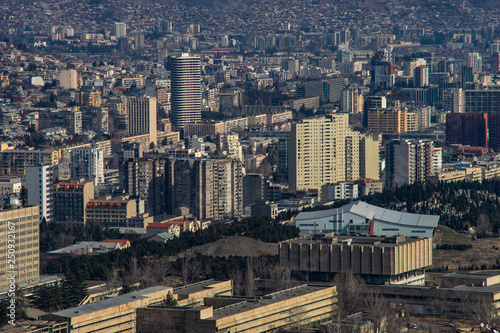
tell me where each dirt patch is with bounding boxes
[432,226,500,271]
[174,236,278,259]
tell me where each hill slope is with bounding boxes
[175,236,278,258]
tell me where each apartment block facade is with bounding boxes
[0,205,40,292]
[165,158,243,221]
[367,107,408,133]
[289,114,380,193]
[26,165,53,223]
[53,181,94,225]
[0,149,58,176]
[385,140,440,188]
[126,96,157,146]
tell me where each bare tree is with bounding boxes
[124,257,141,289]
[104,267,120,294]
[364,292,390,333]
[181,258,203,284]
[252,256,269,278]
[333,270,367,318]
[267,265,294,292]
[245,257,255,296]
[476,214,492,238]
[322,312,365,333]
[461,293,499,327]
[230,267,244,296]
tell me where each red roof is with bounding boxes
[147,222,176,228]
[102,239,130,244]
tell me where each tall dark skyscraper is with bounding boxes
[171,53,202,129]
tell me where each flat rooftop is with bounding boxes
[47,286,170,318]
[211,284,333,319]
[174,280,229,296]
[282,234,424,247]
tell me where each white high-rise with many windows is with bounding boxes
[171,54,201,129]
[26,164,53,223]
[71,145,104,185]
[115,22,127,38]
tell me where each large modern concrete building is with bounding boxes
[289,114,380,193]
[0,204,40,292]
[373,272,500,317]
[170,54,202,129]
[41,286,171,333]
[279,234,432,285]
[126,96,157,146]
[136,284,337,333]
[294,200,439,238]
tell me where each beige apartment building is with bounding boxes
[0,205,40,292]
[86,199,137,226]
[289,114,380,193]
[126,96,157,146]
[367,107,408,133]
[0,149,59,176]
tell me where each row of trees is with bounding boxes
[41,217,299,282]
[40,221,122,253]
[31,274,88,312]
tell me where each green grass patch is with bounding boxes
[440,231,471,245]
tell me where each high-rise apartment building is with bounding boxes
[0,149,59,176]
[492,53,500,74]
[0,204,40,292]
[60,69,78,90]
[413,65,428,88]
[170,54,202,129]
[277,136,289,173]
[468,52,483,74]
[465,87,500,114]
[341,86,364,113]
[442,88,465,113]
[126,96,157,145]
[70,146,104,185]
[367,108,408,133]
[288,114,380,193]
[165,158,243,220]
[218,133,243,161]
[373,62,395,88]
[122,158,166,215]
[243,173,265,207]
[385,140,439,188]
[26,165,53,223]
[115,22,127,38]
[461,66,476,88]
[53,181,94,225]
[446,113,492,149]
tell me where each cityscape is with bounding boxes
[1,0,500,331]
